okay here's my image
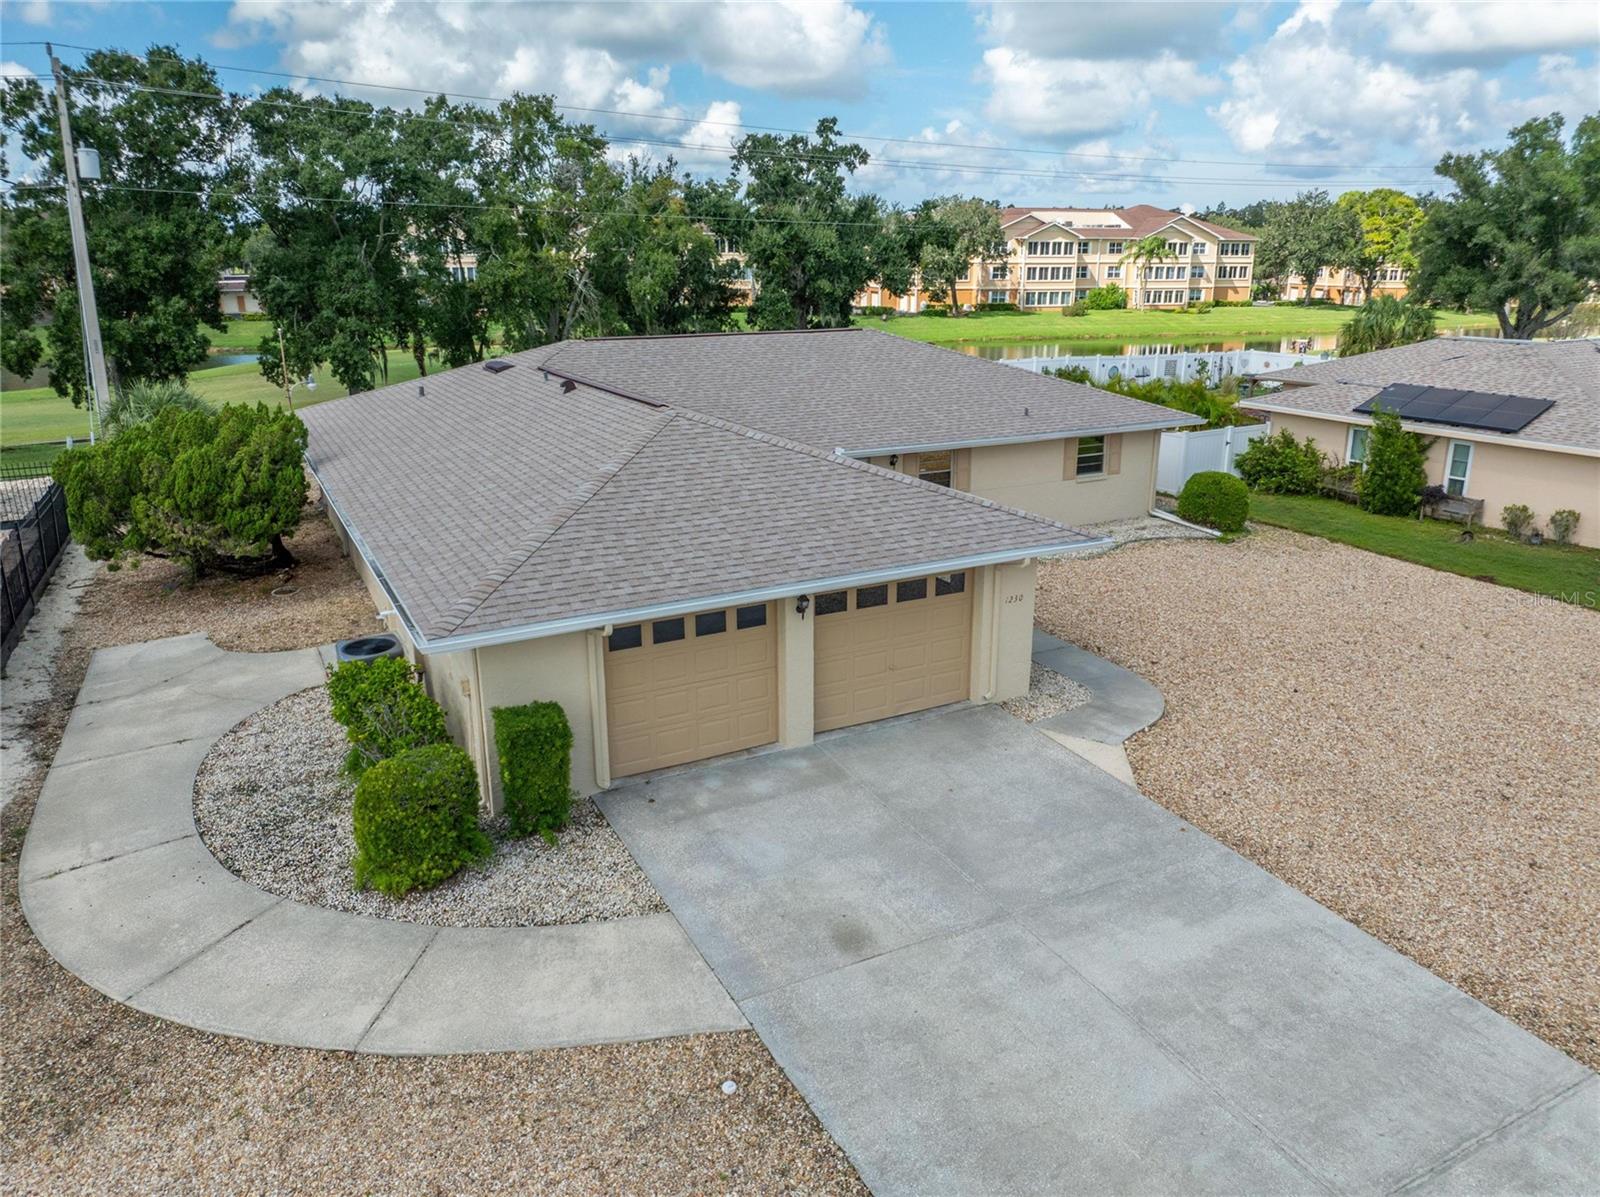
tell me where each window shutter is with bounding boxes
[1106,433,1123,476]
[953,448,971,491]
[1062,438,1078,480]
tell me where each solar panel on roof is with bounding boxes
[1353,383,1554,434]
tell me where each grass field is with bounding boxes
[857,305,1500,345]
[1247,492,1599,606]
[1,354,426,465]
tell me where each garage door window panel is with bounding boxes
[897,578,927,602]
[653,618,685,644]
[856,584,889,609]
[695,610,727,637]
[934,571,966,596]
[816,590,848,616]
[736,604,767,629]
[608,624,643,651]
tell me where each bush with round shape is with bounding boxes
[327,657,449,775]
[1549,509,1580,545]
[493,701,575,844]
[1235,428,1324,495]
[352,743,491,898]
[1356,407,1429,517]
[1500,504,1535,539]
[1177,471,1250,533]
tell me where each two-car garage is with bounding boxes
[603,570,974,777]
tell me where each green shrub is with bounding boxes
[1186,300,1216,314]
[1549,509,1581,545]
[52,402,307,578]
[1177,471,1250,532]
[351,744,491,897]
[327,657,449,775]
[1501,504,1535,538]
[1083,284,1127,310]
[102,380,208,439]
[1235,429,1324,494]
[1356,407,1429,517]
[973,301,1020,312]
[1062,300,1088,317]
[493,702,575,843]
[855,305,897,318]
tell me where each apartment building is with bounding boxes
[1281,264,1410,305]
[857,204,1257,313]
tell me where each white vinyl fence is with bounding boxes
[999,347,1328,382]
[1156,423,1269,495]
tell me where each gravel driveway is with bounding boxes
[1035,526,1600,1070]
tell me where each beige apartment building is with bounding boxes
[858,204,1258,313]
[1282,264,1410,305]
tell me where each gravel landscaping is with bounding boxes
[1072,512,1214,555]
[1035,526,1600,1070]
[1000,662,1092,723]
[194,687,667,927]
[1,511,865,1194]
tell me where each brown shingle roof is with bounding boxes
[1251,337,1600,454]
[301,342,1102,646]
[543,328,1198,454]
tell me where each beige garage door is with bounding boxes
[604,603,778,778]
[814,571,972,733]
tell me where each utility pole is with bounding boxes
[277,326,295,413]
[47,44,112,429]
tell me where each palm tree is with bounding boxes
[1118,234,1178,310]
[1337,295,1437,357]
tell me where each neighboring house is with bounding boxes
[711,235,755,304]
[1281,264,1410,305]
[1248,337,1600,546]
[857,204,1258,313]
[302,328,1197,804]
[217,268,262,317]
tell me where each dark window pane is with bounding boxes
[917,449,953,488]
[1076,435,1105,476]
[736,604,767,629]
[608,624,643,651]
[652,617,685,644]
[695,610,726,637]
[856,584,889,609]
[934,571,966,596]
[815,590,848,616]
[896,578,928,603]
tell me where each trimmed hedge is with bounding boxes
[327,657,449,775]
[1177,471,1250,532]
[493,701,575,843]
[352,744,491,897]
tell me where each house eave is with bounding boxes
[842,416,1204,458]
[1241,401,1598,458]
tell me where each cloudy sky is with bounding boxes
[4,0,1597,207]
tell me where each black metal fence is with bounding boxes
[1,464,72,669]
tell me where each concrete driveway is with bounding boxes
[597,706,1597,1196]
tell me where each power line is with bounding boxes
[4,73,1441,190]
[8,39,1444,175]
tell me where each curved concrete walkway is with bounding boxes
[19,634,744,1054]
[1029,629,1165,784]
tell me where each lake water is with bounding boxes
[197,352,259,370]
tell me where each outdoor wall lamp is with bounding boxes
[889,454,899,468]
[796,594,811,619]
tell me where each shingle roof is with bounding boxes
[301,344,1101,646]
[999,205,1256,243]
[542,328,1199,454]
[1251,337,1600,453]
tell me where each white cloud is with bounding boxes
[224,0,888,100]
[981,45,1219,141]
[975,1,1233,58]
[1204,0,1580,166]
[1372,1,1600,60]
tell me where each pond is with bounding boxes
[949,326,1501,361]
[196,352,259,370]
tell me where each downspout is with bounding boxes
[471,648,497,814]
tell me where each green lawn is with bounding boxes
[207,320,276,353]
[858,305,1500,345]
[1,355,425,455]
[1247,492,1600,607]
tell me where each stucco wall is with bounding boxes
[1268,412,1600,548]
[969,560,1036,704]
[966,432,1158,525]
[473,630,606,807]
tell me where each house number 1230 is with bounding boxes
[1004,594,1025,604]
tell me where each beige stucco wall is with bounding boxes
[776,597,814,749]
[1267,412,1600,548]
[868,432,1158,526]
[967,432,1158,525]
[969,560,1037,703]
[472,630,607,808]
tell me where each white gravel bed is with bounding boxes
[193,687,668,927]
[1000,663,1092,723]
[1035,527,1600,1069]
[1070,513,1214,556]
